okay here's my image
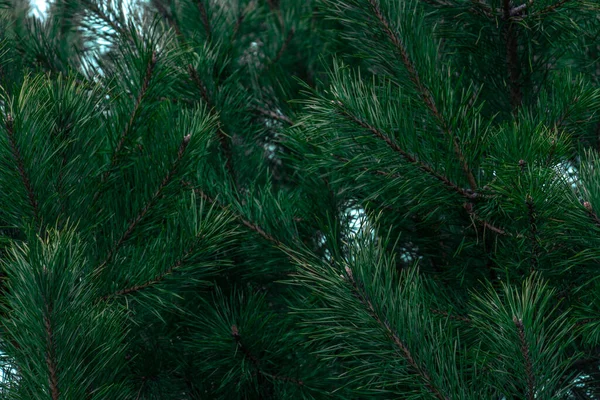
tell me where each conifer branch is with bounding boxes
[423,0,495,18]
[272,28,295,64]
[537,0,572,14]
[525,194,539,271]
[187,65,236,183]
[430,308,472,323]
[513,316,535,400]
[96,135,191,274]
[95,51,158,204]
[82,0,127,37]
[463,202,509,236]
[152,1,183,37]
[195,0,211,41]
[4,114,40,228]
[231,325,304,387]
[182,181,283,247]
[43,302,60,400]
[338,109,473,198]
[366,0,478,191]
[503,0,522,111]
[101,231,203,300]
[344,267,449,400]
[583,202,600,227]
[575,317,600,327]
[254,107,293,125]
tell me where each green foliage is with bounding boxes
[0,0,599,398]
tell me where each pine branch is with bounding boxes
[182,181,283,247]
[231,325,304,387]
[337,107,474,199]
[152,1,183,37]
[272,28,295,65]
[366,0,478,191]
[525,194,539,271]
[583,202,600,227]
[43,301,60,400]
[537,0,572,14]
[420,0,495,18]
[82,0,127,37]
[94,51,158,204]
[430,308,472,324]
[187,65,236,183]
[195,0,211,41]
[463,202,510,236]
[344,267,449,400]
[4,114,40,228]
[254,107,293,125]
[503,0,522,111]
[96,134,192,274]
[513,316,535,400]
[100,231,204,300]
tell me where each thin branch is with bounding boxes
[576,317,600,327]
[181,181,283,247]
[153,1,183,36]
[503,0,522,111]
[430,308,472,323]
[101,232,203,300]
[94,51,158,203]
[82,0,127,37]
[463,202,510,236]
[196,0,212,41]
[187,65,236,182]
[525,194,539,271]
[187,65,212,106]
[344,267,449,400]
[254,107,293,125]
[367,0,478,191]
[338,108,474,199]
[43,301,60,400]
[420,0,495,18]
[513,316,535,400]
[583,202,600,227]
[231,325,304,386]
[96,135,192,274]
[537,0,573,14]
[4,114,40,228]
[272,28,295,64]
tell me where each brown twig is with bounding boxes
[272,28,295,64]
[101,232,203,300]
[43,302,60,400]
[82,0,127,37]
[5,114,40,228]
[254,107,293,125]
[187,65,236,183]
[430,308,472,324]
[537,0,572,14]
[153,1,183,37]
[513,316,535,400]
[338,109,475,199]
[231,325,304,386]
[196,0,212,41]
[463,202,509,236]
[94,51,157,204]
[344,267,449,400]
[182,181,282,247]
[583,202,600,227]
[96,135,192,274]
[503,0,522,111]
[367,0,478,191]
[525,194,539,271]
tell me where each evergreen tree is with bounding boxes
[0,0,599,399]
